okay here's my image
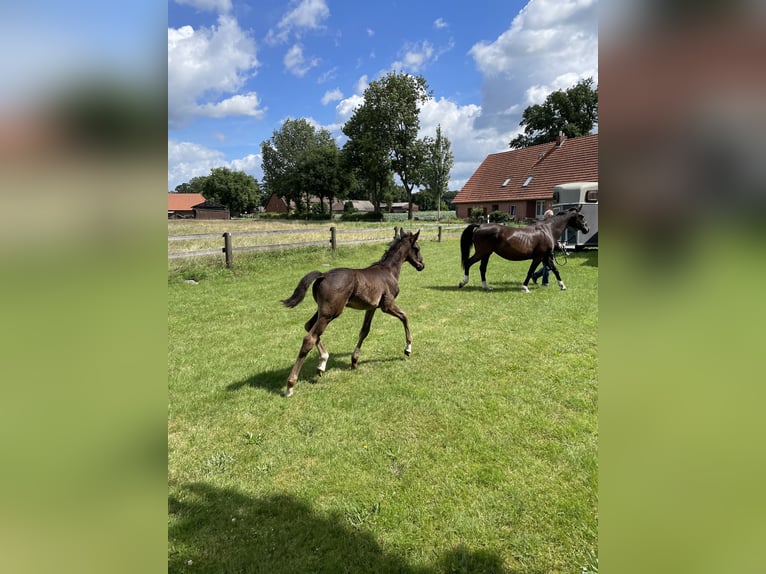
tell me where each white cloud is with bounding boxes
[173,0,232,13]
[468,0,597,133]
[266,0,330,45]
[168,140,263,190]
[321,88,343,105]
[197,93,266,118]
[355,75,369,95]
[367,28,375,37]
[168,16,261,128]
[284,44,319,77]
[418,97,508,190]
[392,41,435,73]
[168,140,227,189]
[434,18,448,29]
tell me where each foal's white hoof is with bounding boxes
[559,282,567,291]
[284,388,294,398]
[521,285,530,293]
[404,343,412,356]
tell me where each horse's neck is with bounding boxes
[547,215,571,237]
[377,246,406,280]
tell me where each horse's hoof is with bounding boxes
[458,282,464,288]
[521,286,530,293]
[560,285,567,291]
[284,388,294,398]
[404,349,411,357]
[316,368,324,377]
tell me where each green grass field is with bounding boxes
[168,233,598,573]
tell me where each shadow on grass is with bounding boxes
[227,356,405,396]
[169,482,507,574]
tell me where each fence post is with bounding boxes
[330,227,337,251]
[438,225,443,242]
[223,232,233,267]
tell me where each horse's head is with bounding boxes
[568,206,590,234]
[401,229,425,271]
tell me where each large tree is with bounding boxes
[295,141,350,218]
[260,118,340,215]
[200,167,260,216]
[343,72,431,220]
[421,124,454,220]
[509,77,598,149]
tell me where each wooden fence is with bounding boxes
[168,224,465,267]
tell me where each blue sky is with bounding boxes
[168,0,598,193]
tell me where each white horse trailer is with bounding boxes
[552,182,598,249]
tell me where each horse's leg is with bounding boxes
[304,312,330,376]
[351,309,376,369]
[286,314,332,397]
[381,302,413,356]
[547,257,567,290]
[459,252,484,288]
[521,259,541,293]
[479,255,492,291]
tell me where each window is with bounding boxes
[501,178,511,187]
[535,200,545,218]
[585,189,598,203]
[509,205,516,217]
[522,176,533,187]
[491,204,499,212]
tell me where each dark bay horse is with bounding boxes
[458,207,589,292]
[281,229,424,397]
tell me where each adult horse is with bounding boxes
[281,229,424,397]
[458,207,589,292]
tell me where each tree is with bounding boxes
[260,118,341,215]
[200,167,260,216]
[173,176,206,194]
[421,124,454,220]
[509,78,598,149]
[341,114,392,212]
[343,72,432,220]
[295,141,350,219]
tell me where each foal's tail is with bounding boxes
[460,224,479,272]
[282,271,323,308]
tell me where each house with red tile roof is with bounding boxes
[168,193,206,218]
[453,133,598,221]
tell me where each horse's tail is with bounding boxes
[282,271,323,308]
[460,224,479,272]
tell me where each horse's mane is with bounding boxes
[376,232,410,265]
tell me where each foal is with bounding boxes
[281,229,424,397]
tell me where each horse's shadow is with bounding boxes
[425,280,528,293]
[227,355,403,395]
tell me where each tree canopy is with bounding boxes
[420,124,454,218]
[261,118,346,217]
[342,72,431,219]
[199,167,260,216]
[509,78,598,149]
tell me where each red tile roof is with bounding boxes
[454,133,598,204]
[168,193,206,211]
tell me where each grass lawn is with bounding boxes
[168,232,598,573]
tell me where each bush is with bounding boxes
[489,210,510,223]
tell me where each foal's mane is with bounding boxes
[376,232,411,266]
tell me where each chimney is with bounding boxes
[556,131,566,146]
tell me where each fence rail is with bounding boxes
[168,224,465,267]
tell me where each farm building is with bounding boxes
[453,133,598,221]
[167,193,230,219]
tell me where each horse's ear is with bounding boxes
[412,230,420,241]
